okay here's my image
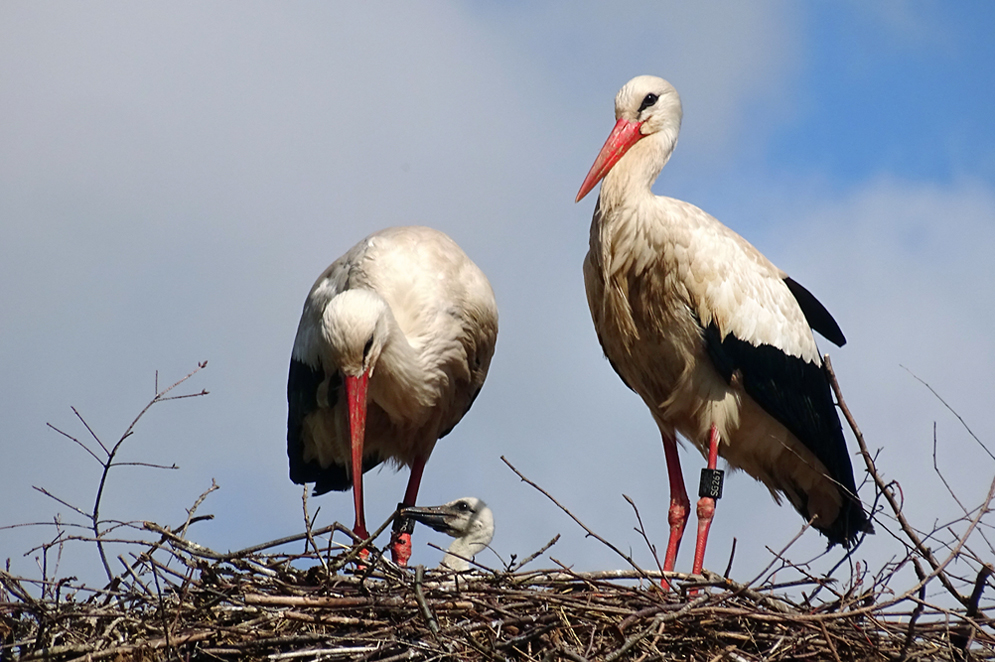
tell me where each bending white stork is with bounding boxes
[402,497,495,571]
[576,76,870,579]
[287,226,498,566]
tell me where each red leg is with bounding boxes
[391,454,428,566]
[691,424,721,576]
[661,431,690,587]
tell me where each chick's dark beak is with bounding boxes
[401,504,458,536]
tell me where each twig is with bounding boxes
[72,405,109,456]
[933,423,970,517]
[414,565,439,635]
[181,479,219,539]
[227,523,351,558]
[744,518,813,590]
[825,355,973,609]
[624,494,665,576]
[902,366,995,463]
[301,486,328,572]
[818,618,842,662]
[44,422,103,465]
[896,558,927,662]
[509,535,560,573]
[604,594,710,662]
[502,456,656,583]
[724,537,737,579]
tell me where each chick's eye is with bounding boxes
[638,93,658,113]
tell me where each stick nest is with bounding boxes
[3,364,994,660]
[2,530,992,662]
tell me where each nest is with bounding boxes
[2,521,993,662]
[3,364,994,660]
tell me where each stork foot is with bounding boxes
[390,532,412,567]
[390,505,415,567]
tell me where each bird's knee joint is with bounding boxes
[668,501,689,528]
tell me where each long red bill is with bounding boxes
[346,371,370,540]
[575,118,644,202]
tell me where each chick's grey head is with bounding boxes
[403,497,494,542]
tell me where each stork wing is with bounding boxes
[286,356,387,495]
[287,358,327,484]
[783,277,846,347]
[286,241,386,496]
[702,322,869,544]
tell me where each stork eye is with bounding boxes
[456,501,470,511]
[638,93,658,112]
[362,337,374,359]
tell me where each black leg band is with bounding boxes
[393,502,415,535]
[699,468,724,499]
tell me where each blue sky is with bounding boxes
[2,2,993,594]
[775,4,995,185]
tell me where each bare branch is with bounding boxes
[45,422,103,464]
[72,406,109,456]
[902,365,994,463]
[825,354,973,608]
[30,486,90,519]
[623,494,665,576]
[180,479,219,539]
[502,456,656,584]
[301,486,328,572]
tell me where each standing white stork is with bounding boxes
[576,76,870,579]
[287,226,498,566]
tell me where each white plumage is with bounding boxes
[577,76,869,578]
[287,226,498,565]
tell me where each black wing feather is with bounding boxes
[783,277,846,347]
[703,322,869,545]
[286,358,383,496]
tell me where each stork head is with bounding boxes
[402,497,494,545]
[321,289,391,379]
[576,75,683,202]
[321,289,394,474]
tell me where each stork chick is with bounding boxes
[402,497,494,571]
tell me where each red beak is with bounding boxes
[346,371,370,539]
[575,118,644,202]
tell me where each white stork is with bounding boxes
[287,226,498,566]
[402,497,495,571]
[576,76,870,579]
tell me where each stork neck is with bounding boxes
[598,129,677,214]
[372,324,440,426]
[441,534,488,572]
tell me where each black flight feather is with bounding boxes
[702,322,870,546]
[286,358,384,496]
[783,276,846,347]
